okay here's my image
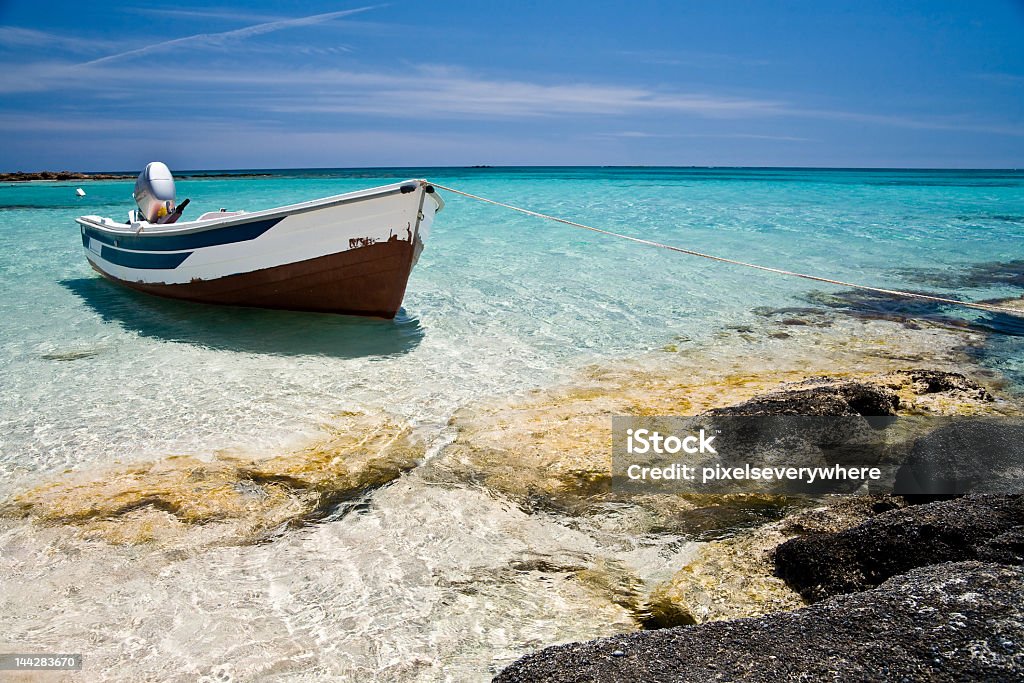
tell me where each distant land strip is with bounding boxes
[1,171,133,181]
[0,171,274,182]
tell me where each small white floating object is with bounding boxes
[75,188,86,197]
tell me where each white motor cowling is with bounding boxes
[133,162,176,222]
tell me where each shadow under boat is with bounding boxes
[61,276,425,358]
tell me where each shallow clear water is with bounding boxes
[0,167,1022,680]
[2,167,1022,489]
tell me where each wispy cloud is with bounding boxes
[0,115,574,169]
[974,72,1024,87]
[618,49,771,68]
[124,7,290,23]
[791,107,1024,137]
[296,46,354,56]
[0,26,118,53]
[78,5,380,67]
[0,60,785,118]
[253,68,785,118]
[3,59,1021,139]
[596,131,812,142]
[3,50,1021,140]
[0,113,171,133]
[718,133,811,141]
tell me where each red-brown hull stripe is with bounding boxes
[91,235,420,319]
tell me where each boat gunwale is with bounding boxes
[75,178,438,238]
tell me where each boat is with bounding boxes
[75,162,443,318]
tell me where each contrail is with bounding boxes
[78,5,380,67]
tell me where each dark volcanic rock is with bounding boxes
[774,495,1024,601]
[705,378,899,417]
[894,420,1024,497]
[689,378,900,494]
[895,369,993,401]
[495,561,1024,683]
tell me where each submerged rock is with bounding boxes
[495,561,1024,683]
[642,496,904,628]
[642,524,803,628]
[436,358,1005,515]
[1,413,422,546]
[774,495,1024,601]
[985,295,1024,312]
[432,363,806,516]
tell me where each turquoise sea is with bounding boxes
[1,167,1022,483]
[1,167,1022,680]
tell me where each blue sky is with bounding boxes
[1,0,1022,170]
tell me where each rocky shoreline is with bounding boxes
[497,495,1024,682]
[496,557,1024,683]
[489,329,1023,681]
[776,495,1024,601]
[3,311,1021,680]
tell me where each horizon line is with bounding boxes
[3,164,1022,175]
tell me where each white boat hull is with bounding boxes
[76,180,442,317]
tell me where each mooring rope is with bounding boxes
[430,183,1023,317]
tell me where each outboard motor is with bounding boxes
[133,161,176,223]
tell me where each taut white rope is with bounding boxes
[430,183,1023,317]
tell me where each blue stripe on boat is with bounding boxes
[99,245,193,269]
[82,216,282,252]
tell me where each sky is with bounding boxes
[0,0,1022,170]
